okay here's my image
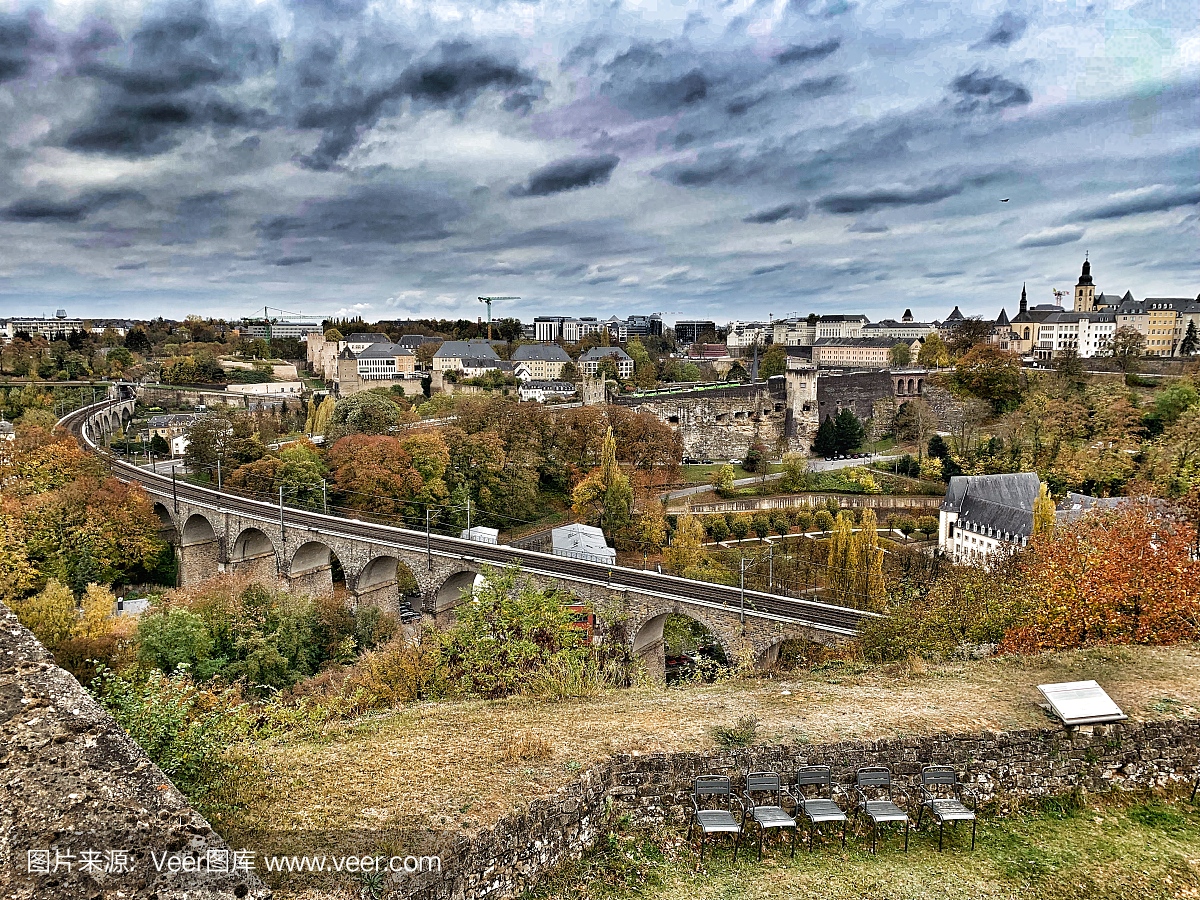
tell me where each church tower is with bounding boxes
[1019,283,1028,315]
[1074,254,1095,312]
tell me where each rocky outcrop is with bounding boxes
[0,604,268,900]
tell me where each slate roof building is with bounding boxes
[345,333,390,353]
[511,343,572,380]
[939,472,1042,562]
[432,340,502,373]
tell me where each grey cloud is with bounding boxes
[256,183,464,245]
[600,42,712,116]
[293,38,538,169]
[3,189,144,223]
[115,261,148,270]
[751,262,789,275]
[743,201,808,223]
[774,39,840,66]
[975,12,1027,48]
[0,11,51,82]
[510,154,620,197]
[273,255,313,266]
[817,181,964,214]
[64,1,277,156]
[951,69,1031,113]
[1074,185,1200,221]
[1017,225,1084,247]
[847,219,887,233]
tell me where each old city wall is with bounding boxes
[0,604,268,900]
[398,719,1200,900]
[617,369,820,460]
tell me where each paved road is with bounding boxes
[662,455,900,502]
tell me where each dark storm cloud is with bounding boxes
[817,181,965,214]
[975,11,1028,48]
[510,154,620,197]
[2,189,144,223]
[1073,186,1200,221]
[950,69,1031,113]
[0,11,52,82]
[774,38,840,66]
[402,40,533,105]
[256,183,465,245]
[291,38,539,169]
[600,42,712,116]
[743,201,808,224]
[64,0,277,156]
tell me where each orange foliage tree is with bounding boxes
[1002,502,1200,652]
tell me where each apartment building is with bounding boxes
[578,346,634,379]
[812,337,921,367]
[1033,311,1117,360]
[3,311,85,340]
[432,340,502,373]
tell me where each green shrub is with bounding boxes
[712,715,759,748]
[96,668,260,826]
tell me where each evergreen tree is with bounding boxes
[834,407,865,453]
[813,415,838,456]
[1182,320,1199,357]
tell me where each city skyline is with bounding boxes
[0,0,1197,322]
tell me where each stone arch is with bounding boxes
[287,540,344,599]
[151,502,177,539]
[631,608,731,682]
[916,377,924,394]
[178,513,220,586]
[181,513,218,546]
[354,554,422,613]
[229,526,278,583]
[434,569,485,616]
[907,378,915,394]
[895,377,905,395]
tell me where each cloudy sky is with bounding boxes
[0,0,1197,326]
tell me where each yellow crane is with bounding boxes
[478,296,519,340]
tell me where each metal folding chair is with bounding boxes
[793,765,848,852]
[742,771,798,860]
[853,766,910,853]
[916,765,978,851]
[688,775,744,861]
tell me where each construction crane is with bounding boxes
[478,296,519,340]
[251,306,307,342]
[1052,289,1068,304]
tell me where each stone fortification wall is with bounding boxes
[399,719,1199,900]
[0,604,268,900]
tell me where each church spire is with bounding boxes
[1020,282,1027,314]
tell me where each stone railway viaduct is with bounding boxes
[69,399,879,672]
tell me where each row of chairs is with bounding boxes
[689,765,978,861]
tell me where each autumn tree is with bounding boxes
[1003,503,1200,652]
[851,509,886,610]
[759,344,788,379]
[1106,326,1145,373]
[664,514,706,575]
[327,434,441,520]
[944,317,993,357]
[1033,483,1056,534]
[710,464,737,495]
[889,342,912,367]
[184,411,264,474]
[571,426,632,540]
[12,579,76,649]
[918,333,950,368]
[328,391,412,438]
[825,513,855,605]
[954,345,1023,411]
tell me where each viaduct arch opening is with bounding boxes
[178,513,219,586]
[434,570,486,617]
[632,611,728,683]
[355,555,421,614]
[230,526,278,584]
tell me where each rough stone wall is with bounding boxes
[922,382,966,432]
[816,371,895,423]
[0,604,269,900]
[617,379,799,460]
[395,719,1199,900]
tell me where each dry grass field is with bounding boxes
[240,644,1200,839]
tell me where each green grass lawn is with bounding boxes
[680,463,782,484]
[532,796,1200,900]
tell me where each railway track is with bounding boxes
[62,400,879,636]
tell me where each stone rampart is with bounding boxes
[398,718,1200,900]
[0,603,269,900]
